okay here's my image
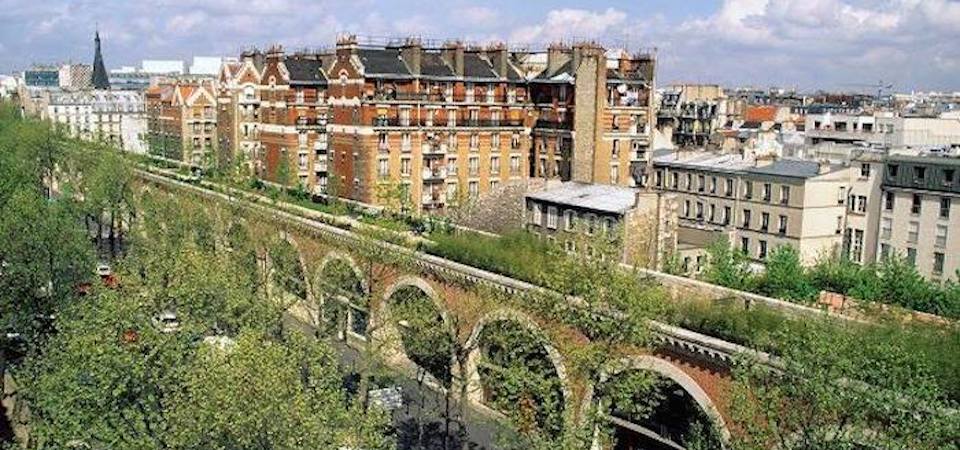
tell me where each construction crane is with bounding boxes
[840,80,894,103]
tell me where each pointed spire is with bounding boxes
[91,29,110,90]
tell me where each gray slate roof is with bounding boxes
[526,182,639,214]
[359,49,411,77]
[462,53,498,79]
[286,58,327,84]
[653,150,829,179]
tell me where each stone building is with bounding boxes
[524,182,676,267]
[652,150,855,272]
[46,90,146,153]
[879,153,960,280]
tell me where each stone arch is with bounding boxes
[373,276,457,389]
[584,355,731,449]
[463,308,574,431]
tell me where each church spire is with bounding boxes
[91,29,110,90]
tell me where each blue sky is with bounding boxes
[1,0,959,91]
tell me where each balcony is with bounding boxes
[314,161,328,173]
[372,118,523,128]
[296,117,327,129]
[422,193,445,208]
[422,167,447,182]
[533,119,573,131]
[422,143,446,157]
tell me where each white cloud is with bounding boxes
[460,6,499,27]
[510,8,626,44]
[165,11,208,35]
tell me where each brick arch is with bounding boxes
[317,250,368,294]
[371,276,458,390]
[583,355,732,448]
[264,230,313,303]
[462,308,575,424]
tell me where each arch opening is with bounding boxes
[596,364,726,450]
[268,237,308,301]
[387,284,454,386]
[316,257,367,338]
[476,320,565,435]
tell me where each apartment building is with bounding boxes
[216,51,264,171]
[806,112,960,149]
[46,90,146,153]
[144,80,217,164]
[652,150,853,270]
[256,48,332,192]
[529,43,656,187]
[524,182,676,267]
[878,154,960,280]
[657,84,728,148]
[326,37,531,210]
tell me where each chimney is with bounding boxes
[400,38,422,76]
[546,43,568,75]
[617,52,633,75]
[441,41,464,76]
[754,153,777,168]
[488,43,509,78]
[336,34,358,58]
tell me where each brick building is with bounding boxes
[145,79,217,164]
[216,51,264,171]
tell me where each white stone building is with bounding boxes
[47,90,147,153]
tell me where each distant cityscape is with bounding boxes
[6,31,960,284]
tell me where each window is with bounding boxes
[837,186,847,205]
[491,133,500,150]
[911,194,921,215]
[683,200,691,217]
[888,164,899,177]
[723,206,732,225]
[655,170,663,188]
[564,210,575,231]
[860,163,871,178]
[400,158,411,176]
[447,156,458,175]
[469,133,479,150]
[778,215,787,234]
[686,174,693,191]
[672,173,679,189]
[762,183,772,202]
[936,225,948,248]
[468,156,479,176]
[698,175,705,192]
[744,181,753,199]
[741,237,750,254]
[944,169,955,186]
[490,156,500,175]
[780,186,790,205]
[836,216,843,234]
[709,204,716,222]
[610,165,619,184]
[760,212,770,232]
[885,191,895,211]
[881,217,892,239]
[852,229,864,263]
[710,176,717,194]
[725,179,733,197]
[546,206,558,229]
[510,155,521,176]
[612,140,620,157]
[696,202,704,219]
[907,221,919,243]
[758,240,768,259]
[940,197,951,219]
[880,243,890,260]
[934,252,945,275]
[913,166,926,183]
[468,181,479,198]
[742,209,752,228]
[401,132,412,152]
[906,248,917,266]
[531,203,542,225]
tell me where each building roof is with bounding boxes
[359,48,411,77]
[462,53,498,79]
[744,105,778,122]
[285,57,327,84]
[420,52,455,77]
[653,149,830,179]
[526,182,639,214]
[534,60,574,82]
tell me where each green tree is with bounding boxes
[759,245,817,302]
[703,237,755,291]
[732,319,960,450]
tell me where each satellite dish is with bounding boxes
[617,84,628,94]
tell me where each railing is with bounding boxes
[421,167,447,181]
[367,91,527,105]
[533,119,573,131]
[372,118,524,128]
[296,117,328,128]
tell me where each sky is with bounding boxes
[1,0,959,92]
